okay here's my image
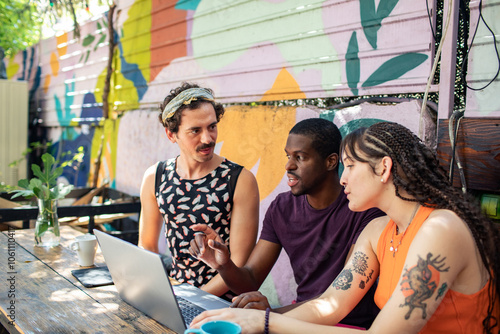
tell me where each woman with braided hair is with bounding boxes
[189,121,500,333]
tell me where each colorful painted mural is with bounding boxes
[4,0,443,306]
[6,0,437,183]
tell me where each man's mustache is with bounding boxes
[197,142,215,151]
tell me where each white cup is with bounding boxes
[70,234,98,267]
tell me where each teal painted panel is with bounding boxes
[175,0,201,10]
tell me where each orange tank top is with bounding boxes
[375,206,499,333]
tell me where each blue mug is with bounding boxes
[184,320,242,334]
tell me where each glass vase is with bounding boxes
[35,199,60,247]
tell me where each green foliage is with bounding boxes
[9,153,73,201]
[1,0,111,57]
[0,0,43,57]
[0,182,17,193]
[60,146,85,169]
[8,141,51,169]
[5,143,84,192]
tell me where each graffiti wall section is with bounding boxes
[5,0,437,186]
[8,0,436,115]
[146,0,436,104]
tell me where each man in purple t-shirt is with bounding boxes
[189,118,385,328]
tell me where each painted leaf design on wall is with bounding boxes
[354,0,423,91]
[362,53,428,87]
[84,50,90,63]
[82,34,95,47]
[360,0,380,49]
[360,0,400,49]
[346,31,360,96]
[377,0,400,19]
[95,34,106,51]
[79,18,107,63]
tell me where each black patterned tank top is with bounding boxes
[155,157,242,287]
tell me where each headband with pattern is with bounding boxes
[161,88,215,122]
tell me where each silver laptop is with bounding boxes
[93,229,230,334]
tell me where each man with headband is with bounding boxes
[138,82,260,298]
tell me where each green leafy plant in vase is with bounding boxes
[10,153,73,247]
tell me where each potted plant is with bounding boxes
[10,153,73,247]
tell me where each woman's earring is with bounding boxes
[381,179,384,182]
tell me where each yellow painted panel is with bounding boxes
[56,33,68,57]
[6,56,20,79]
[218,105,296,200]
[260,68,307,102]
[43,74,51,93]
[88,118,121,186]
[94,45,139,112]
[50,52,59,76]
[122,0,151,83]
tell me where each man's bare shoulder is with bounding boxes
[146,162,160,176]
[232,165,257,188]
[239,167,257,182]
[233,167,259,201]
[142,162,160,181]
[140,162,161,195]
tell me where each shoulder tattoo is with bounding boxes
[399,252,450,320]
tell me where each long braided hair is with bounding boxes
[341,122,500,333]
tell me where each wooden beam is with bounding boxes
[437,118,500,192]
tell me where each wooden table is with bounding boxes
[0,226,175,333]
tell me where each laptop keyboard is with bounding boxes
[177,296,206,325]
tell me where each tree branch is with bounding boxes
[101,2,116,119]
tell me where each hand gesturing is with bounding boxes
[188,224,230,270]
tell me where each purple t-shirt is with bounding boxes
[260,190,384,328]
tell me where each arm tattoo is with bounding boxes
[399,253,450,320]
[366,269,374,283]
[333,252,372,290]
[332,269,353,290]
[352,251,369,276]
[352,251,371,289]
[359,269,375,289]
[435,283,448,300]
